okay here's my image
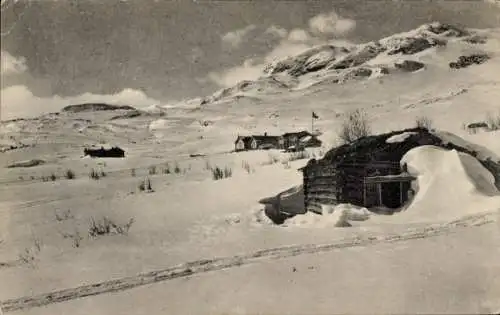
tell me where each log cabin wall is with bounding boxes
[303,160,402,212]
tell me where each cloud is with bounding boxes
[264,25,288,39]
[208,59,262,88]
[221,25,257,48]
[287,29,311,42]
[0,85,162,120]
[309,11,356,36]
[1,51,27,75]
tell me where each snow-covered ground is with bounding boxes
[1,23,500,314]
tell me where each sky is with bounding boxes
[1,0,500,119]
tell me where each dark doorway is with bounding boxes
[381,182,402,208]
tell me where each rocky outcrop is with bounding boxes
[395,60,425,72]
[388,37,445,55]
[449,54,489,69]
[62,103,136,113]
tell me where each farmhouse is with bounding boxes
[234,134,284,151]
[300,127,500,214]
[282,130,322,151]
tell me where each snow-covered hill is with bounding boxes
[1,22,500,314]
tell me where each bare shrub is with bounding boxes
[204,160,211,171]
[162,163,171,174]
[88,216,134,237]
[241,161,254,174]
[18,233,43,266]
[211,166,232,180]
[89,168,100,180]
[138,177,154,192]
[486,111,500,131]
[415,115,433,129]
[65,169,76,179]
[282,161,291,169]
[54,209,74,222]
[131,168,136,177]
[148,165,157,175]
[174,162,182,174]
[339,109,371,143]
[61,229,83,248]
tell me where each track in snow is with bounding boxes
[0,212,496,313]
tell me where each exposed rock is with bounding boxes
[449,54,489,69]
[395,60,425,72]
[467,122,489,129]
[463,35,488,44]
[424,22,469,37]
[7,159,45,168]
[388,37,445,55]
[62,103,136,113]
[329,42,385,70]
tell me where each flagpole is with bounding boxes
[311,111,314,134]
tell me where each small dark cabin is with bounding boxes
[300,127,500,214]
[84,146,125,158]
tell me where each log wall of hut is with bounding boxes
[302,161,403,213]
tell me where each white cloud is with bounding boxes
[287,29,311,42]
[264,25,288,39]
[0,85,161,120]
[1,51,27,75]
[221,25,257,48]
[309,11,356,36]
[208,59,262,88]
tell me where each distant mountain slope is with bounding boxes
[200,22,497,106]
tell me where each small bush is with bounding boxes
[148,165,157,175]
[486,111,500,131]
[89,168,100,180]
[61,229,83,248]
[138,177,153,192]
[174,162,181,174]
[50,173,57,181]
[131,168,136,177]
[241,161,254,174]
[163,163,171,174]
[415,115,433,129]
[88,216,135,237]
[211,166,232,180]
[65,169,76,179]
[339,109,371,143]
[55,209,74,222]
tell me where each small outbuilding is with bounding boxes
[282,130,322,151]
[84,146,125,158]
[300,127,500,214]
[234,134,283,151]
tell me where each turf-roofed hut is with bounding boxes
[300,127,500,214]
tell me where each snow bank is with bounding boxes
[283,203,371,228]
[386,132,418,143]
[396,145,500,222]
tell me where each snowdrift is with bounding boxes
[399,145,500,221]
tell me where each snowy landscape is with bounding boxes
[1,1,500,314]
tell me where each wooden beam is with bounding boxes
[377,183,382,207]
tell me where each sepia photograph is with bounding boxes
[1,0,500,314]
